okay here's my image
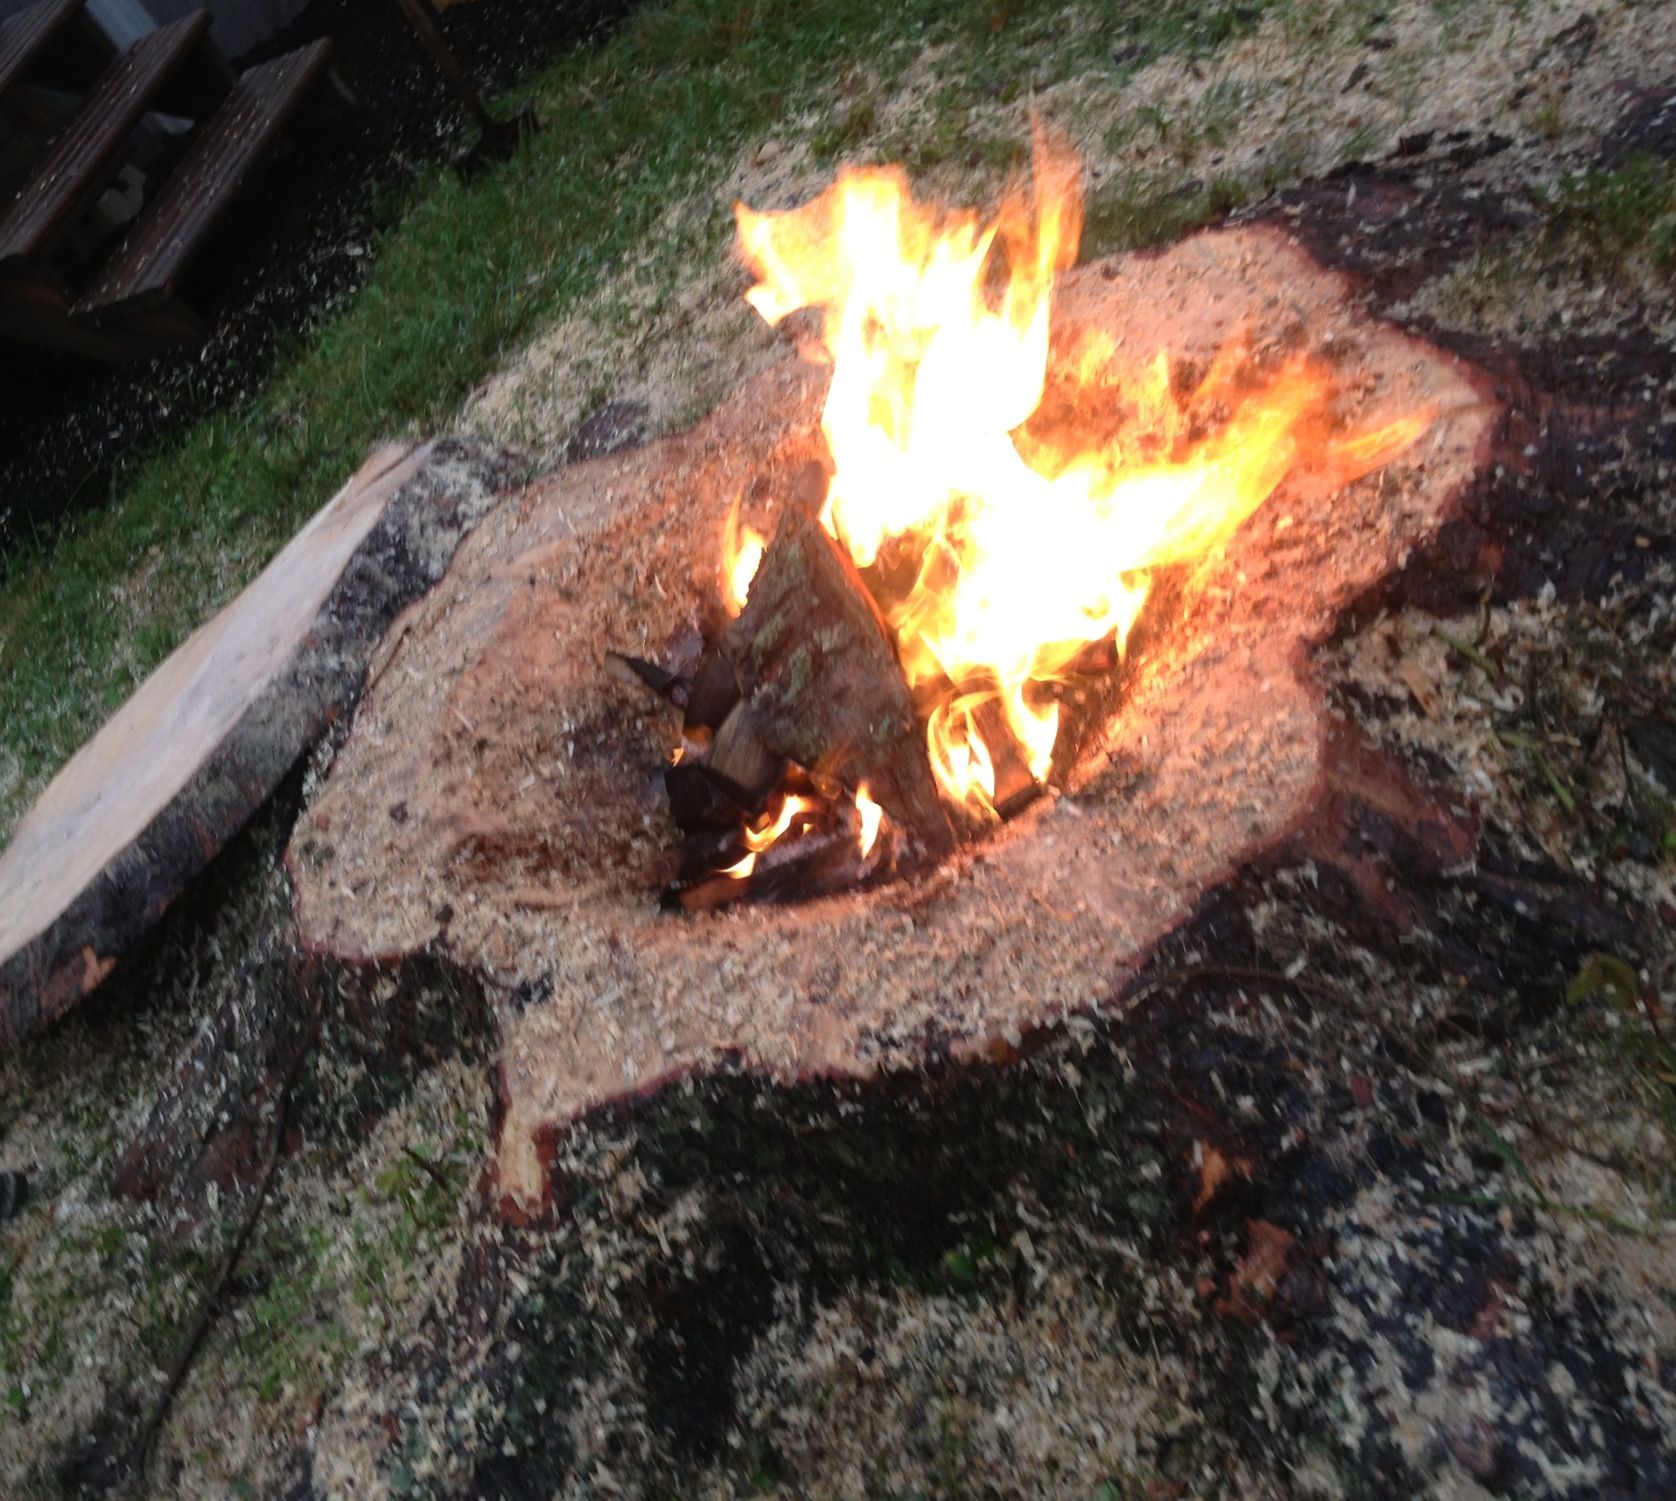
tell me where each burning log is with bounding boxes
[720,504,955,861]
[665,792,888,912]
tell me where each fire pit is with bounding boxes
[288,146,1496,1214]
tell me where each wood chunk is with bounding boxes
[684,649,742,730]
[969,695,1041,815]
[706,702,786,811]
[721,507,955,860]
[0,439,521,1051]
[605,650,690,709]
[664,760,751,831]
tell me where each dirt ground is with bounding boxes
[2,3,1674,1497]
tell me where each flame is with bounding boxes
[735,133,1430,819]
[721,493,767,615]
[719,849,757,881]
[724,489,767,613]
[717,792,818,883]
[855,783,884,857]
[744,793,818,853]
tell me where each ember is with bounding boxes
[618,134,1434,907]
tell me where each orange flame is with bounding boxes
[745,793,818,853]
[719,793,818,882]
[735,133,1430,818]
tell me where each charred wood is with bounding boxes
[720,506,954,860]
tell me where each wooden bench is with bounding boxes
[77,39,334,325]
[0,12,212,267]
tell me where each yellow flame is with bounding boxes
[735,132,1430,817]
[743,793,817,853]
[855,783,884,857]
[721,493,767,615]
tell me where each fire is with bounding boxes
[855,783,884,858]
[719,792,820,881]
[745,793,818,853]
[721,494,766,615]
[735,133,1432,819]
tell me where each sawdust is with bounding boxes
[462,1,1676,471]
[5,5,1676,1496]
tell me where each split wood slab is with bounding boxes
[0,437,521,1047]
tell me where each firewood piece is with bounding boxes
[605,650,690,709]
[705,702,786,812]
[665,761,751,832]
[969,695,1041,815]
[0,438,520,1052]
[670,869,751,913]
[721,507,955,860]
[675,826,749,879]
[668,825,851,912]
[684,649,742,731]
[751,818,887,901]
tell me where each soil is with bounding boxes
[0,0,630,562]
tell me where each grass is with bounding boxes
[0,0,1305,839]
[1537,151,1676,272]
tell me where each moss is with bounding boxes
[751,614,786,666]
[1538,151,1676,271]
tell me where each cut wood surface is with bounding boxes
[0,437,522,1048]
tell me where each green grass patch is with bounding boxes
[1537,152,1676,273]
[0,0,1282,837]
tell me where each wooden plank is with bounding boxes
[77,39,334,320]
[0,116,62,181]
[0,10,210,265]
[0,0,84,108]
[0,438,523,1050]
[0,264,154,359]
[145,17,234,122]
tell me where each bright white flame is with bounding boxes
[855,783,884,857]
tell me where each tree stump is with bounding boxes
[284,227,1496,1218]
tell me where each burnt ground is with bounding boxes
[0,0,630,561]
[2,9,1675,1500]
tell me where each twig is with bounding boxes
[126,1008,321,1486]
[1436,626,1497,679]
[401,1145,452,1193]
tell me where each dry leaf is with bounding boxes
[1400,657,1442,719]
[1216,1219,1296,1323]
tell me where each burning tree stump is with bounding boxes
[287,226,1497,1216]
